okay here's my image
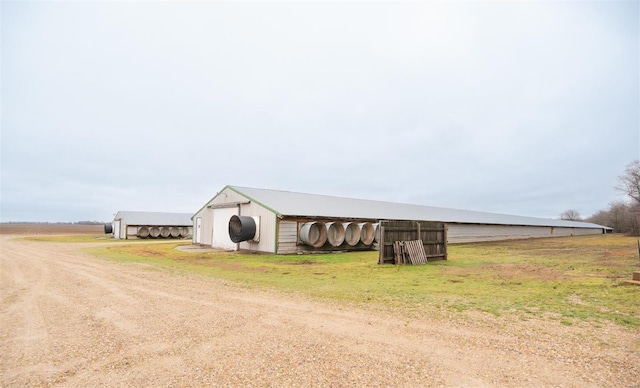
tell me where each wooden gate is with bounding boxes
[378,220,447,264]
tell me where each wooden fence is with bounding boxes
[378,220,447,264]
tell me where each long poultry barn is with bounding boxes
[112,211,193,239]
[191,186,611,254]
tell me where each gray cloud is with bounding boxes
[2,1,638,222]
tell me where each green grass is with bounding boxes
[84,234,640,326]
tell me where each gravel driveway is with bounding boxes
[1,235,638,387]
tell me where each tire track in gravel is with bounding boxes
[1,238,57,385]
[23,245,507,386]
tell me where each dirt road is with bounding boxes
[1,234,638,387]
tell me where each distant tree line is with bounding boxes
[586,201,640,236]
[564,160,640,236]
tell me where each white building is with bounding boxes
[191,186,611,254]
[112,211,193,239]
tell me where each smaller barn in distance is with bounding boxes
[111,211,192,239]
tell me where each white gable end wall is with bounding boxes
[192,186,279,252]
[192,187,247,246]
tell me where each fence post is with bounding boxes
[378,225,385,265]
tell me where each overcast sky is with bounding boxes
[2,1,638,223]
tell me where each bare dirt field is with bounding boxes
[1,227,639,387]
[0,223,104,236]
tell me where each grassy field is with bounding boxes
[75,234,640,327]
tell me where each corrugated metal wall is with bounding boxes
[552,227,602,237]
[237,202,277,253]
[127,226,138,238]
[447,223,603,243]
[277,220,298,254]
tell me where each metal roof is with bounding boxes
[113,211,192,226]
[228,186,611,230]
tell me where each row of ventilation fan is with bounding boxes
[136,226,192,239]
[299,221,380,248]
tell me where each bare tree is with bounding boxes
[617,160,640,205]
[608,201,632,232]
[587,209,609,227]
[629,202,640,236]
[560,209,582,221]
[586,201,640,235]
[584,161,640,235]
